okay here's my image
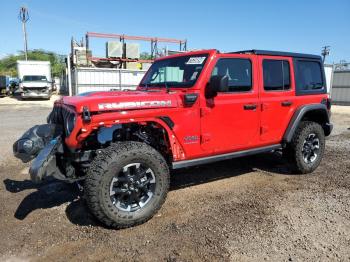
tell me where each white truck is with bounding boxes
[17,60,53,99]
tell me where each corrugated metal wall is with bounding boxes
[331,70,350,105]
[71,67,147,95]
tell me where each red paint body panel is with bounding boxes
[58,49,329,162]
[199,54,260,154]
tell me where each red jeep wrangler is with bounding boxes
[14,49,332,228]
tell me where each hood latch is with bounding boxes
[82,106,91,123]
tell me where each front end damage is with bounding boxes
[13,90,183,184]
[13,124,64,183]
[13,103,94,183]
[21,87,52,99]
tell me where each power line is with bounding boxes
[18,7,29,60]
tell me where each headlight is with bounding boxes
[22,139,34,152]
[66,114,76,136]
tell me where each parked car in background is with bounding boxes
[8,78,20,95]
[0,75,10,97]
[17,60,53,99]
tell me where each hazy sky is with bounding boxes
[1,0,349,63]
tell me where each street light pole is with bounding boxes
[18,7,29,60]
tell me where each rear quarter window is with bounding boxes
[294,59,326,95]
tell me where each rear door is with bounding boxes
[258,56,297,143]
[200,55,260,153]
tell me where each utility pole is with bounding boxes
[18,7,29,60]
[321,46,330,64]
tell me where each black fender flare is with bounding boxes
[283,104,332,143]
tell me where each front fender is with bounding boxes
[71,113,186,161]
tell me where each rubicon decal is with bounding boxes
[98,100,172,110]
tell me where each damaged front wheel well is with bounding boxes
[86,121,174,163]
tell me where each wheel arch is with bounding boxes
[283,104,332,143]
[94,117,185,162]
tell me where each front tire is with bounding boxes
[85,142,170,228]
[285,121,325,174]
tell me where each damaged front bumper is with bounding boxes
[21,91,51,99]
[28,137,63,183]
[13,124,65,183]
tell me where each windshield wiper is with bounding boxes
[143,82,170,92]
[164,82,170,93]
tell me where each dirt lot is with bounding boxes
[0,96,349,262]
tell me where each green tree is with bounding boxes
[0,49,65,77]
[140,52,153,60]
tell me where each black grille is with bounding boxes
[47,104,76,136]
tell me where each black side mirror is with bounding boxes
[205,75,229,98]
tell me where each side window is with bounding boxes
[295,60,323,91]
[212,58,252,92]
[263,60,290,91]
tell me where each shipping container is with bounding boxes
[331,70,350,105]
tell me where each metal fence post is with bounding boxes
[119,69,122,90]
[67,55,72,96]
[74,68,78,95]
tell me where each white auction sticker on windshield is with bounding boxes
[186,57,206,65]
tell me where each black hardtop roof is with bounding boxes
[229,49,321,60]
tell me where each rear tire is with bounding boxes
[285,121,325,174]
[85,142,170,228]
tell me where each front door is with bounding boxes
[200,56,260,154]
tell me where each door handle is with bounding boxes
[281,101,293,107]
[243,104,257,110]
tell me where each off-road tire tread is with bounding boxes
[85,141,169,229]
[287,121,325,174]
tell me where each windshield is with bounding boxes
[23,75,47,82]
[139,54,208,88]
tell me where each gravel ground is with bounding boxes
[0,96,349,262]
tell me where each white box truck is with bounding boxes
[17,60,53,99]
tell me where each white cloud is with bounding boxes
[0,53,9,59]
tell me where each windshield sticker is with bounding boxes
[186,57,206,65]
